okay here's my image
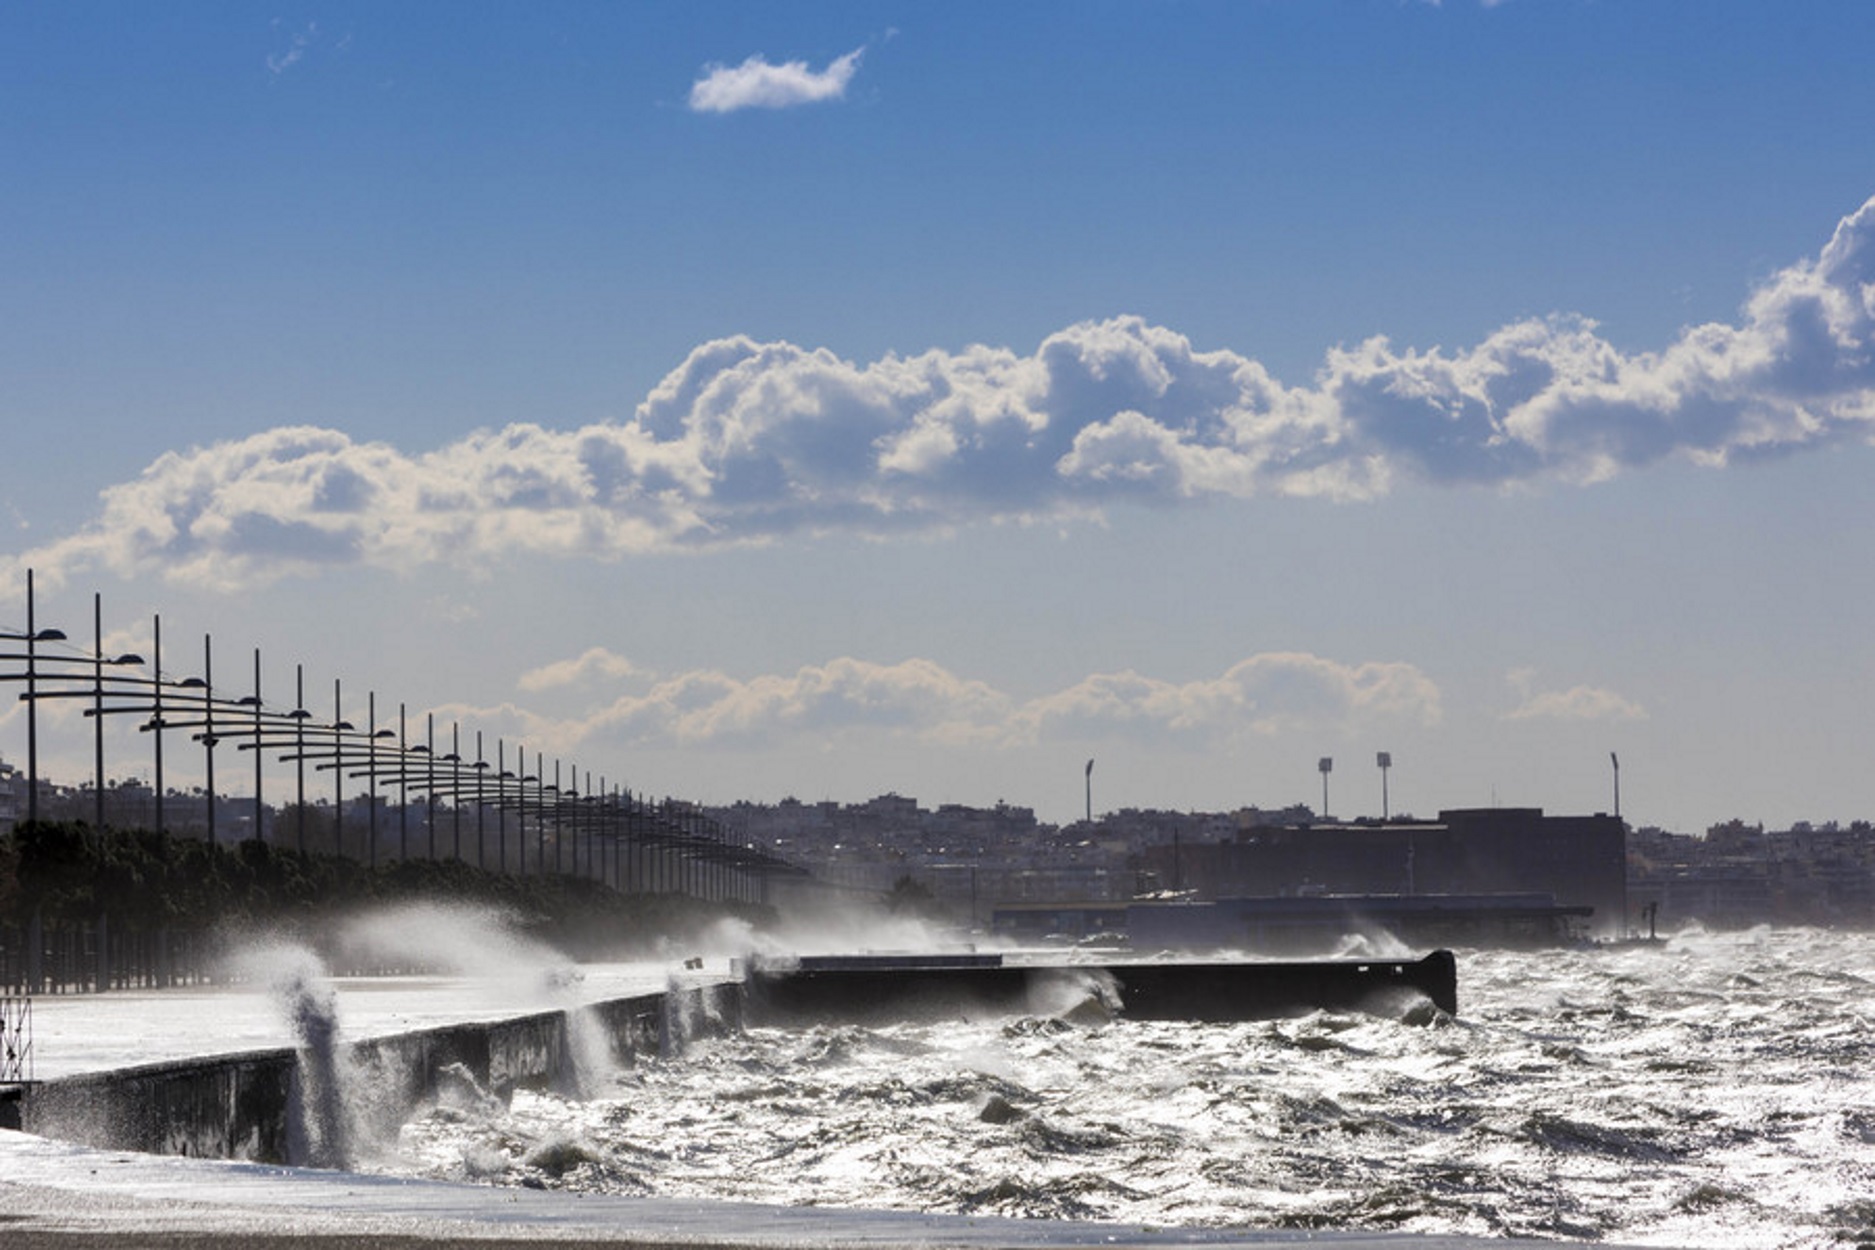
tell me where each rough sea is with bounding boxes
[377,926,1875,1248]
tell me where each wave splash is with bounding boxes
[374,927,1875,1248]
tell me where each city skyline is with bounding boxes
[4,4,1874,832]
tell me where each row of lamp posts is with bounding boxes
[1,571,802,905]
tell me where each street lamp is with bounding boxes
[229,700,319,852]
[0,569,68,828]
[2,641,147,836]
[126,654,292,847]
[276,712,401,861]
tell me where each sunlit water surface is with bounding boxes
[373,927,1875,1247]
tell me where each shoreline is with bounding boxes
[0,1132,1605,1249]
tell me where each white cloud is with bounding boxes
[1503,669,1647,722]
[519,651,1439,753]
[9,195,1875,594]
[582,657,1012,748]
[1018,653,1442,742]
[688,47,864,113]
[267,21,319,75]
[517,647,647,693]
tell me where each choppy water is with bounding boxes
[377,927,1875,1247]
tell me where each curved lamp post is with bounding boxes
[6,568,812,901]
[2,643,146,836]
[0,569,68,828]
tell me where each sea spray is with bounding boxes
[362,927,1875,1246]
[1025,966,1120,1024]
[558,994,616,1099]
[227,941,352,1168]
[282,962,349,1167]
[659,972,695,1059]
[659,967,730,1059]
[337,901,624,1096]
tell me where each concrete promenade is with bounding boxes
[14,962,687,1082]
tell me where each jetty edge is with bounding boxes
[742,949,1458,1026]
[2,950,1457,1167]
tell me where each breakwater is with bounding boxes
[744,951,1457,1026]
[5,980,740,1166]
[2,953,1452,1169]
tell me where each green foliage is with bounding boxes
[12,820,97,923]
[0,821,771,958]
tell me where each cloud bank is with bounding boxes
[491,651,1441,757]
[688,47,864,112]
[1504,669,1647,723]
[12,196,1875,592]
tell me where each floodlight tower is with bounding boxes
[1377,751,1392,822]
[1318,756,1333,821]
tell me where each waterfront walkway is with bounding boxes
[16,962,686,1081]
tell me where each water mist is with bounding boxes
[334,901,620,1097]
[227,942,352,1168]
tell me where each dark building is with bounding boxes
[1135,807,1629,938]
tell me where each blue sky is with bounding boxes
[4,2,1874,832]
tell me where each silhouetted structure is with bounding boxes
[1134,807,1628,938]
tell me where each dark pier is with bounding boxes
[744,949,1458,1026]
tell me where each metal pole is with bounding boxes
[368,691,378,869]
[333,678,344,858]
[203,635,215,846]
[425,708,435,854]
[447,719,458,861]
[295,665,306,854]
[25,569,40,828]
[252,649,263,843]
[397,702,408,861]
[92,594,105,838]
[153,615,164,837]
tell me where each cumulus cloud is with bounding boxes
[517,647,647,693]
[1018,653,1442,741]
[1503,669,1647,722]
[688,47,864,113]
[580,657,1013,748]
[535,651,1438,752]
[10,195,1875,593]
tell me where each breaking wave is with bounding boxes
[373,927,1875,1247]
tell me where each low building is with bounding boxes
[1133,807,1629,938]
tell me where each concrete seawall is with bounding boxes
[5,954,1454,1169]
[7,980,740,1166]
